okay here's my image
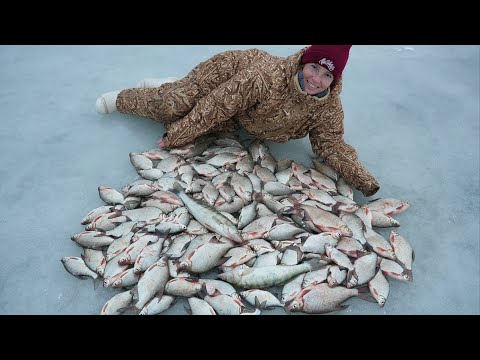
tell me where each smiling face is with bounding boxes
[301,63,334,95]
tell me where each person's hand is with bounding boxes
[157,133,168,149]
[363,182,380,197]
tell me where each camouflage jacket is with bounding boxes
[161,47,380,196]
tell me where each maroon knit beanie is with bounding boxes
[301,45,352,80]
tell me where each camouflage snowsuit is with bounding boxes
[116,47,380,196]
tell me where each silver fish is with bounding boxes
[338,212,367,245]
[203,291,245,315]
[240,289,283,308]
[172,182,243,243]
[336,177,353,200]
[347,252,378,288]
[245,172,263,193]
[263,182,295,196]
[364,227,396,260]
[123,196,142,210]
[106,231,134,261]
[301,233,339,254]
[71,231,114,249]
[236,154,255,174]
[81,205,114,225]
[311,158,338,181]
[133,240,163,273]
[61,256,98,280]
[130,152,153,171]
[179,237,234,273]
[100,290,133,315]
[82,249,106,277]
[371,210,400,227]
[327,265,347,287]
[103,253,129,287]
[302,265,332,288]
[253,250,281,268]
[281,273,306,304]
[238,201,258,230]
[230,172,253,202]
[336,236,368,258]
[368,269,390,307]
[165,277,204,297]
[111,268,141,288]
[218,260,322,289]
[260,153,277,173]
[389,231,414,280]
[98,186,125,205]
[380,258,411,282]
[287,283,373,314]
[362,198,411,216]
[134,256,170,310]
[138,168,164,181]
[254,164,277,183]
[140,295,175,315]
[187,297,216,315]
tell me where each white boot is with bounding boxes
[96,90,120,114]
[136,77,177,88]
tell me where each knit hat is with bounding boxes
[301,45,352,80]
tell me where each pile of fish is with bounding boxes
[62,133,413,315]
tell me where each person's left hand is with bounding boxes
[157,134,168,149]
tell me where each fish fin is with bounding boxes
[254,296,262,309]
[108,211,124,219]
[334,304,349,311]
[171,182,183,194]
[367,198,381,203]
[93,277,102,290]
[346,270,358,288]
[412,249,415,262]
[331,202,341,214]
[75,275,92,280]
[155,288,164,299]
[406,269,414,282]
[129,286,139,303]
[118,305,140,315]
[356,250,368,258]
[356,285,370,293]
[184,304,192,315]
[216,256,231,267]
[305,259,323,271]
[198,283,209,299]
[357,293,378,303]
[155,228,168,237]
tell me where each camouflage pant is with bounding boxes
[116,51,246,134]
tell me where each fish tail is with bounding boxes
[305,259,323,271]
[171,182,183,194]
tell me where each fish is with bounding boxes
[363,198,411,216]
[287,283,375,314]
[139,295,176,315]
[389,231,414,281]
[240,289,283,308]
[368,269,390,307]
[98,186,125,205]
[100,290,133,315]
[171,182,243,243]
[218,260,322,289]
[61,256,98,280]
[186,297,216,315]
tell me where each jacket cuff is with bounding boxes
[361,180,380,197]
